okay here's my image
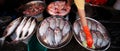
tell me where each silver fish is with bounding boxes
[21,17,32,39]
[54,17,60,27]
[91,31,98,48]
[74,21,80,35]
[87,20,92,29]
[79,30,87,47]
[46,28,54,46]
[47,17,56,29]
[62,21,70,36]
[15,17,27,41]
[101,39,109,47]
[0,17,21,46]
[91,21,97,31]
[59,18,65,30]
[54,27,62,45]
[23,19,36,39]
[96,31,103,47]
[97,24,106,34]
[39,19,49,36]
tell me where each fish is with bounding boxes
[91,31,98,48]
[39,19,49,36]
[97,24,106,34]
[21,17,32,39]
[46,28,54,46]
[59,18,65,30]
[87,20,92,29]
[54,17,60,27]
[74,21,80,35]
[47,17,56,29]
[54,27,62,45]
[0,17,21,46]
[62,21,70,36]
[15,17,27,41]
[91,21,97,31]
[96,31,103,47]
[79,30,87,47]
[23,19,36,39]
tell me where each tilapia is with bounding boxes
[15,17,27,41]
[0,17,21,46]
[39,19,49,36]
[54,27,62,45]
[21,17,32,39]
[59,18,65,30]
[62,21,70,36]
[74,21,80,35]
[46,28,54,46]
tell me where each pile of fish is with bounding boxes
[47,1,71,16]
[37,16,72,49]
[73,17,110,50]
[0,16,37,46]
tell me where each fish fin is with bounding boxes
[0,37,5,47]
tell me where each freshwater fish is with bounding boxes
[47,17,56,29]
[0,17,21,46]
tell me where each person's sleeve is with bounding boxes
[74,0,85,9]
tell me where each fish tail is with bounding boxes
[0,37,5,47]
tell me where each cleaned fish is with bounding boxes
[46,28,54,46]
[15,17,27,41]
[39,19,49,36]
[0,17,21,46]
[62,21,70,36]
[74,21,80,35]
[21,17,32,39]
[54,27,62,45]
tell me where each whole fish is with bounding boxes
[15,17,27,41]
[54,17,60,27]
[87,20,92,29]
[54,27,62,45]
[21,17,32,39]
[97,24,106,34]
[46,28,54,46]
[74,21,80,35]
[91,31,98,49]
[23,19,36,39]
[47,17,56,29]
[96,31,103,47]
[62,21,70,36]
[91,21,97,31]
[79,30,87,47]
[0,17,21,46]
[39,19,49,36]
[59,18,65,30]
